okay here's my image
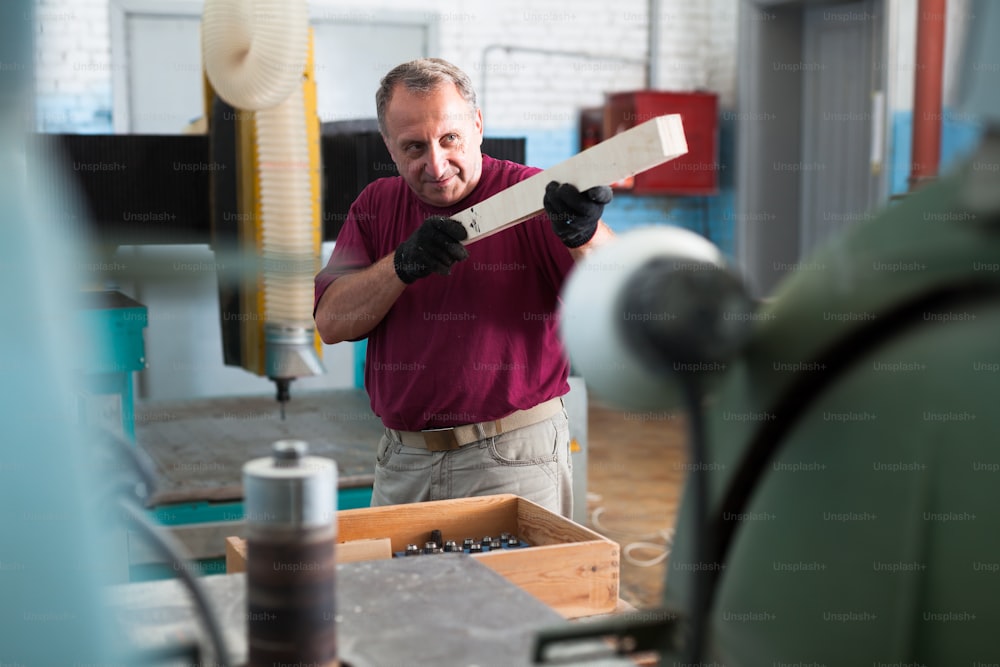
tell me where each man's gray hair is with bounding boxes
[376,58,478,135]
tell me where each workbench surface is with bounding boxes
[134,388,381,506]
[109,553,636,666]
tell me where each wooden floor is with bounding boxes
[584,400,689,609]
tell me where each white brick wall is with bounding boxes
[33,0,739,133]
[35,0,113,131]
[357,0,737,129]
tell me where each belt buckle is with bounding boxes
[421,427,461,451]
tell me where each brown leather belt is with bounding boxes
[388,397,564,452]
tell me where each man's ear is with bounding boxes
[474,108,484,146]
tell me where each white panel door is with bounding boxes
[125,14,203,133]
[313,22,431,123]
[115,3,432,133]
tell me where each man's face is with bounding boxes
[382,81,484,207]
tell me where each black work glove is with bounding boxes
[393,216,469,284]
[543,181,613,249]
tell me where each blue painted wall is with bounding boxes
[36,92,113,133]
[888,109,984,196]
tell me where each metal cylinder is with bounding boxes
[243,440,338,667]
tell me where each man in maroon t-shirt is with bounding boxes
[314,58,614,518]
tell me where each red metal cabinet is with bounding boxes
[603,90,719,196]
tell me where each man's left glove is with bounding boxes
[543,181,613,249]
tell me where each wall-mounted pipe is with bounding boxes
[909,0,947,190]
[648,0,662,88]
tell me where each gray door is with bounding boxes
[800,0,883,255]
[736,0,886,296]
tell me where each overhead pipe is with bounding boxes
[909,0,947,190]
[648,0,662,89]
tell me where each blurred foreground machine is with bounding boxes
[541,1,1000,664]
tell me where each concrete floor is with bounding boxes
[584,400,689,609]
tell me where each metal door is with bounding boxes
[800,0,884,255]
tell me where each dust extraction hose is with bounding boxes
[201,0,317,331]
[201,0,309,111]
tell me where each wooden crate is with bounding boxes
[228,494,619,618]
[225,535,392,573]
[342,494,619,618]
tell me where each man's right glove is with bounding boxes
[393,216,469,284]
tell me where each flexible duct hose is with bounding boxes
[257,88,316,327]
[202,0,317,331]
[201,0,309,111]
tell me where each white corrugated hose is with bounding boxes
[201,0,316,330]
[201,0,309,111]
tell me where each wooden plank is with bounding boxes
[338,537,393,562]
[454,114,687,244]
[225,535,394,573]
[225,535,247,573]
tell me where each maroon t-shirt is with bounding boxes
[315,155,576,430]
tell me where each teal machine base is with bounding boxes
[133,487,373,581]
[77,290,148,442]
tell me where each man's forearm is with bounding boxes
[315,254,406,344]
